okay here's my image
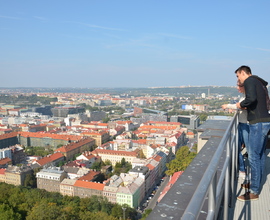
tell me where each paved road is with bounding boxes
[146,176,169,210]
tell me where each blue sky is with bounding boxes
[1,1,270,88]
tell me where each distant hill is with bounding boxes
[0,86,239,97]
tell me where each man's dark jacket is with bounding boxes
[240,75,270,124]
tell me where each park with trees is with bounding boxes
[0,182,137,220]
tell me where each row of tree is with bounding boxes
[0,94,57,106]
[0,183,137,220]
[165,146,197,176]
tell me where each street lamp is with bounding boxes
[122,207,126,220]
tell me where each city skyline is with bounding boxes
[1,1,270,88]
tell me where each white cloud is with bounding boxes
[256,47,270,52]
[67,21,126,31]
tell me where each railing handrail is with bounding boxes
[181,113,238,219]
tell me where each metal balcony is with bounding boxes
[146,113,270,220]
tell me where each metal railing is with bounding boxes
[147,113,239,220]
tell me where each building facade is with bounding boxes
[36,167,67,192]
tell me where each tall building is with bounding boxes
[170,115,200,129]
[87,110,106,122]
[32,105,52,116]
[51,106,85,117]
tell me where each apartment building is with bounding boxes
[73,180,105,198]
[117,173,144,209]
[36,167,67,192]
[103,175,123,204]
[91,149,139,166]
[60,179,76,196]
[55,137,95,160]
[5,165,32,186]
[18,132,82,148]
[81,130,110,146]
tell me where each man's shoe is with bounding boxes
[241,182,250,189]
[237,192,259,201]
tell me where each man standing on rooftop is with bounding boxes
[235,65,270,201]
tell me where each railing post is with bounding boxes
[230,117,238,208]
[207,172,217,220]
[223,139,231,220]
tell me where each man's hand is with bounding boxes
[222,104,228,109]
[236,102,241,109]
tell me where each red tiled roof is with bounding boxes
[116,120,132,124]
[147,121,181,126]
[175,132,183,138]
[82,130,108,136]
[153,155,162,162]
[56,138,94,153]
[36,153,64,166]
[139,125,178,130]
[74,180,105,190]
[78,170,100,181]
[0,157,11,165]
[146,163,155,170]
[150,144,161,149]
[0,168,6,175]
[49,152,64,161]
[115,126,125,132]
[167,142,177,146]
[0,132,18,140]
[0,128,12,132]
[18,131,82,141]
[81,153,96,160]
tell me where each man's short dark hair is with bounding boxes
[235,65,252,75]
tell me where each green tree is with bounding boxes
[199,113,208,122]
[0,204,22,220]
[121,157,126,166]
[91,161,103,171]
[0,182,137,219]
[24,173,36,188]
[80,196,101,213]
[104,159,112,165]
[102,117,111,123]
[111,204,123,218]
[140,209,152,220]
[26,201,63,220]
[165,146,197,176]
[79,211,118,220]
